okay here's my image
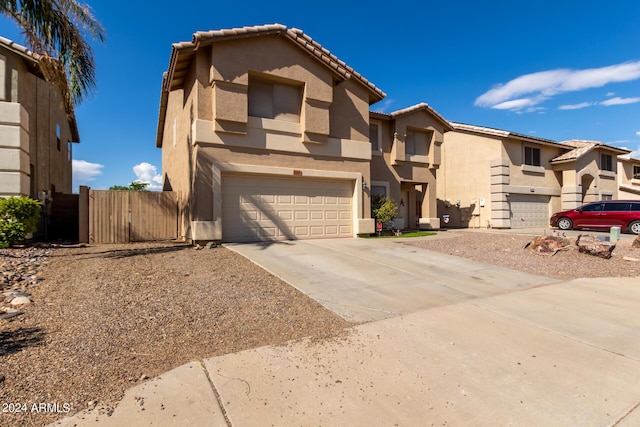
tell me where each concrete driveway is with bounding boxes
[226,237,558,322]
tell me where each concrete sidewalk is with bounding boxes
[53,276,640,427]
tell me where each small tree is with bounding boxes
[109,182,149,191]
[128,181,149,191]
[371,195,398,226]
[0,196,42,248]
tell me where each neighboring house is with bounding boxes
[617,154,640,200]
[369,104,452,230]
[0,36,78,199]
[550,140,629,208]
[156,24,386,242]
[438,124,630,229]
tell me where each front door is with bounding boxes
[400,190,409,229]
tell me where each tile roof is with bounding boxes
[550,140,631,163]
[166,24,385,101]
[388,103,453,131]
[0,36,41,63]
[450,122,558,145]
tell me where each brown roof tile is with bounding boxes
[166,24,385,101]
[551,140,630,163]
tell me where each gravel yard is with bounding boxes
[0,243,350,427]
[406,230,640,280]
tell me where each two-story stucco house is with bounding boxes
[156,24,388,242]
[0,36,78,199]
[438,123,630,229]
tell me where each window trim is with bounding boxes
[247,75,303,123]
[369,120,382,155]
[405,128,432,157]
[524,146,541,167]
[600,153,613,172]
[633,165,640,180]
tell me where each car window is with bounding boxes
[631,202,640,212]
[603,202,629,212]
[581,203,603,212]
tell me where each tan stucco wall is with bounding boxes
[161,86,196,240]
[502,139,563,188]
[0,46,74,197]
[438,130,503,228]
[618,159,640,199]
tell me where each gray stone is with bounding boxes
[10,295,31,306]
[0,311,23,320]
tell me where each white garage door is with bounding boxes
[509,195,550,228]
[222,175,353,242]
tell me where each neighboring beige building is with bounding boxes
[369,104,452,230]
[0,36,78,199]
[156,24,386,242]
[617,154,640,200]
[438,124,630,229]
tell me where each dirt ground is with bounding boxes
[0,243,350,427]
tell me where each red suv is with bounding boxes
[550,200,640,234]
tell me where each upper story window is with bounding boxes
[633,165,640,179]
[600,153,613,171]
[369,122,381,152]
[56,124,61,151]
[405,130,431,156]
[248,77,302,123]
[524,146,541,166]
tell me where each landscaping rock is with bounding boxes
[10,295,32,306]
[527,236,571,255]
[576,234,616,259]
[633,235,640,249]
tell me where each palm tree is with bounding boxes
[0,0,105,114]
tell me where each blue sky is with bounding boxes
[2,0,640,192]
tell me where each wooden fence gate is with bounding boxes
[88,190,177,243]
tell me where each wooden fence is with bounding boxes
[87,190,177,243]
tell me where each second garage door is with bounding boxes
[222,175,353,242]
[509,194,551,228]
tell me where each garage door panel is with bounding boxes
[339,225,352,234]
[278,210,292,220]
[222,175,353,242]
[509,195,550,228]
[277,195,292,204]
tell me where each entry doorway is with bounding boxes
[400,190,409,229]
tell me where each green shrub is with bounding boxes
[0,196,42,248]
[371,195,398,225]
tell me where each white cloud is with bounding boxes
[600,96,640,106]
[636,131,640,136]
[558,102,593,110]
[606,92,615,96]
[133,162,162,191]
[73,160,104,187]
[475,61,640,110]
[371,99,395,114]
